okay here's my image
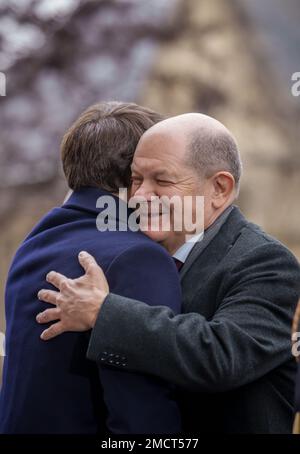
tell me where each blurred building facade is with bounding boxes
[1,0,300,379]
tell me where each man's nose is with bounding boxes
[133,181,156,199]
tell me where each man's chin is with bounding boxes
[142,229,169,243]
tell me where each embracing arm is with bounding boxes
[36,244,182,433]
[88,243,300,392]
[94,243,182,434]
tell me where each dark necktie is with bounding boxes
[173,258,184,271]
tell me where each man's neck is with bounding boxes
[159,234,187,256]
[161,204,234,255]
[204,205,229,230]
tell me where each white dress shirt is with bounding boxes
[172,232,204,264]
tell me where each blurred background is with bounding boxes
[0,0,300,381]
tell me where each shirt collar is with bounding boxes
[173,232,204,264]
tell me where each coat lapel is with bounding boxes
[180,206,249,290]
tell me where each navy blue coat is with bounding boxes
[0,187,182,434]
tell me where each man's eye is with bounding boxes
[157,180,172,186]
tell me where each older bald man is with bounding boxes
[37,113,300,433]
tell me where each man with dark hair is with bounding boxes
[61,101,164,192]
[37,113,300,433]
[0,102,182,434]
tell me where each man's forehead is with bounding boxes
[132,156,167,170]
[134,133,187,165]
[131,157,177,176]
[138,125,187,149]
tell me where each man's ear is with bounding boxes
[211,171,235,209]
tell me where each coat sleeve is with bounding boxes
[90,242,182,434]
[295,362,300,411]
[88,242,300,393]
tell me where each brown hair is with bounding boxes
[61,101,164,191]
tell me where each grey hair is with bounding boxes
[187,127,242,194]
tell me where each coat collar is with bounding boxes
[63,186,131,225]
[179,205,249,282]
